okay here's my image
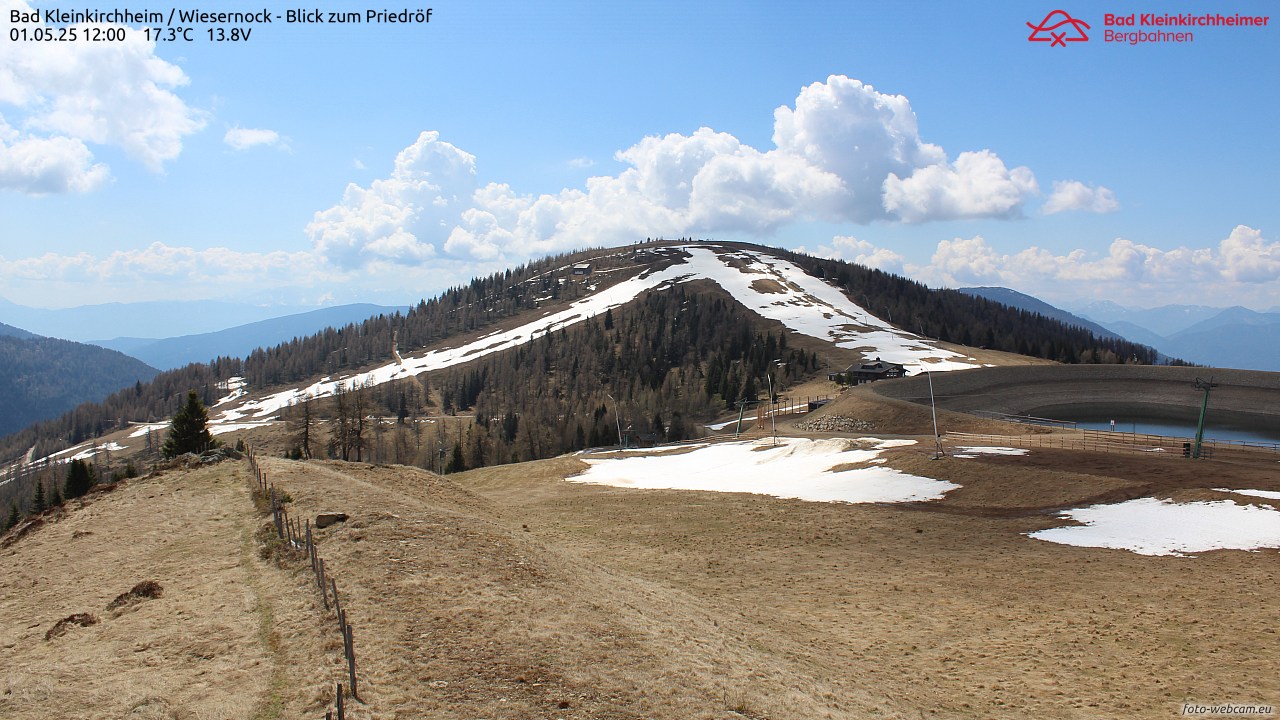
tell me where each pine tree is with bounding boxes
[162,391,215,458]
[445,442,466,474]
[4,502,19,532]
[31,480,46,514]
[51,481,64,507]
[64,459,95,499]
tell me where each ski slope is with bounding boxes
[209,245,981,426]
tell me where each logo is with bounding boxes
[1028,10,1091,46]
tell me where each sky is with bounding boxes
[2,0,1278,313]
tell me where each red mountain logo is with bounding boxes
[1027,10,1090,46]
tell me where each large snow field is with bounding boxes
[1029,497,1280,556]
[208,246,978,426]
[681,248,981,373]
[570,437,960,504]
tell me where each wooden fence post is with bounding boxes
[331,578,341,621]
[336,682,344,719]
[306,520,315,570]
[318,558,329,610]
[345,623,359,700]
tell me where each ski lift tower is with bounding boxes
[1190,377,1218,459]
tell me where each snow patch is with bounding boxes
[1214,488,1280,501]
[1028,497,1280,556]
[213,376,248,407]
[953,446,1028,456]
[209,421,274,436]
[571,437,957,504]
[861,438,918,449]
[675,248,981,374]
[128,423,170,438]
[68,442,126,461]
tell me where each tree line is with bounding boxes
[775,246,1162,364]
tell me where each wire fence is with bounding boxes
[946,429,1279,458]
[246,446,359,719]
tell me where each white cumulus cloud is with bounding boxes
[0,0,205,190]
[908,225,1280,308]
[224,127,283,151]
[796,235,905,274]
[305,76,1068,266]
[0,118,109,193]
[772,76,947,222]
[1043,180,1119,215]
[883,150,1039,223]
[306,130,477,268]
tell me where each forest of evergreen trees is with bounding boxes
[263,281,812,473]
[1,240,1163,479]
[776,247,1161,365]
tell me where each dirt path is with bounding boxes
[0,460,331,719]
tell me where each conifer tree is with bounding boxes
[162,391,215,458]
[51,481,63,507]
[4,502,19,532]
[64,459,95,499]
[31,480,46,514]
[445,442,466,474]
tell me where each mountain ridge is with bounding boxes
[1,241,1160,466]
[92,303,410,370]
[957,287,1121,341]
[0,297,319,343]
[0,333,159,438]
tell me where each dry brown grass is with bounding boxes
[0,461,335,720]
[781,383,1046,438]
[5,409,1278,719]
[457,442,1280,719]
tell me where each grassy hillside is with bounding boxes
[5,432,1277,718]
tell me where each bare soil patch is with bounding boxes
[749,278,787,294]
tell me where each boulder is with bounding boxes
[315,512,349,529]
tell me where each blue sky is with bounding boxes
[2,0,1278,312]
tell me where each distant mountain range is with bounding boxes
[0,297,319,342]
[1077,303,1280,372]
[0,321,38,340]
[93,303,409,370]
[0,326,159,438]
[1073,301,1227,338]
[957,288,1122,341]
[958,288,1279,372]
